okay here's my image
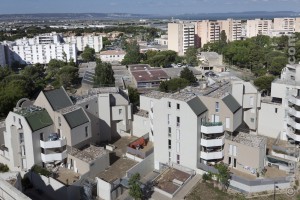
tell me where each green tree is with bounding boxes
[254,75,275,94]
[185,47,198,66]
[180,67,197,84]
[55,66,78,88]
[81,46,96,62]
[269,56,288,76]
[159,78,190,93]
[20,64,46,93]
[0,66,12,80]
[121,40,141,65]
[128,173,142,200]
[214,163,230,190]
[128,86,139,106]
[94,61,115,86]
[46,59,65,79]
[102,37,112,48]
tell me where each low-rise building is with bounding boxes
[99,50,125,63]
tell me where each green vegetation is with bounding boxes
[81,46,96,61]
[180,67,197,84]
[159,78,190,93]
[128,173,142,200]
[121,40,142,65]
[142,50,183,67]
[31,165,51,177]
[185,47,199,66]
[253,75,276,94]
[0,163,9,172]
[94,59,115,87]
[128,86,140,106]
[214,163,231,190]
[102,37,112,48]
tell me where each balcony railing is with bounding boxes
[40,138,67,149]
[202,122,223,127]
[200,136,225,147]
[41,150,67,163]
[200,151,224,160]
[201,122,223,134]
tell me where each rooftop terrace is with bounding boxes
[69,145,108,164]
[227,132,266,148]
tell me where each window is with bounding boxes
[85,104,89,109]
[226,118,230,129]
[58,117,61,126]
[168,102,171,108]
[228,157,231,165]
[176,142,180,153]
[215,102,220,112]
[19,133,24,143]
[168,151,171,162]
[177,154,180,164]
[176,130,180,140]
[176,117,180,127]
[250,96,254,106]
[233,145,237,156]
[168,139,171,149]
[233,158,237,168]
[85,126,88,137]
[168,114,171,124]
[229,144,232,155]
[168,127,172,137]
[251,118,255,123]
[13,116,16,122]
[275,108,278,113]
[119,109,122,114]
[177,103,180,110]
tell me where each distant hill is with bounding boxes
[0,11,299,21]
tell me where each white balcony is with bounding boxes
[288,95,300,106]
[288,107,300,118]
[40,138,67,149]
[201,137,225,147]
[286,128,300,142]
[287,116,300,130]
[41,150,67,163]
[200,151,224,160]
[201,123,223,134]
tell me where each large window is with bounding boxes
[168,139,171,149]
[85,127,88,137]
[215,102,220,112]
[19,133,24,144]
[176,117,180,127]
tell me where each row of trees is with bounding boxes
[121,40,199,67]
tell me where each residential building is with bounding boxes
[129,64,169,88]
[154,35,168,46]
[258,64,300,142]
[194,20,222,48]
[246,19,272,38]
[273,18,295,33]
[64,35,103,52]
[168,22,195,56]
[221,19,242,42]
[134,81,244,173]
[0,44,6,66]
[99,50,125,63]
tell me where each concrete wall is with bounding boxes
[0,178,31,200]
[258,102,284,139]
[126,153,154,178]
[132,114,150,138]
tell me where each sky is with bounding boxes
[0,0,300,15]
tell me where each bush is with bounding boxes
[31,165,51,177]
[0,163,9,172]
[202,173,212,182]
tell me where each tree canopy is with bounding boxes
[94,60,115,87]
[185,47,199,66]
[128,173,142,200]
[180,67,197,84]
[143,50,182,67]
[254,75,276,94]
[81,46,96,62]
[121,40,141,65]
[159,78,190,93]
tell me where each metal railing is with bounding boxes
[202,122,223,127]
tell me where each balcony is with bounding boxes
[288,95,300,106]
[288,107,300,118]
[286,128,300,142]
[200,151,224,160]
[40,138,67,149]
[41,150,67,163]
[201,136,225,147]
[287,116,300,130]
[201,122,223,134]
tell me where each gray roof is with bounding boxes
[44,88,73,111]
[222,94,241,113]
[63,108,89,129]
[187,97,207,116]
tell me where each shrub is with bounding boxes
[0,163,9,172]
[31,165,51,177]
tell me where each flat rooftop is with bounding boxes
[134,109,149,118]
[129,64,169,83]
[143,90,196,102]
[55,167,80,185]
[100,50,125,55]
[228,132,267,148]
[273,78,300,86]
[154,168,191,195]
[69,145,108,164]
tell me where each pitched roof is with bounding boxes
[222,94,241,113]
[44,87,73,111]
[187,97,207,116]
[63,108,89,129]
[24,109,53,132]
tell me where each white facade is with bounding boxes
[64,35,103,52]
[99,50,125,63]
[168,22,195,56]
[246,19,272,38]
[0,44,6,67]
[258,64,300,142]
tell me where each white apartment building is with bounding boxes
[1,32,77,65]
[246,19,273,38]
[168,22,195,56]
[0,44,6,66]
[154,35,168,46]
[258,64,300,143]
[133,81,245,173]
[64,35,103,52]
[194,20,222,48]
